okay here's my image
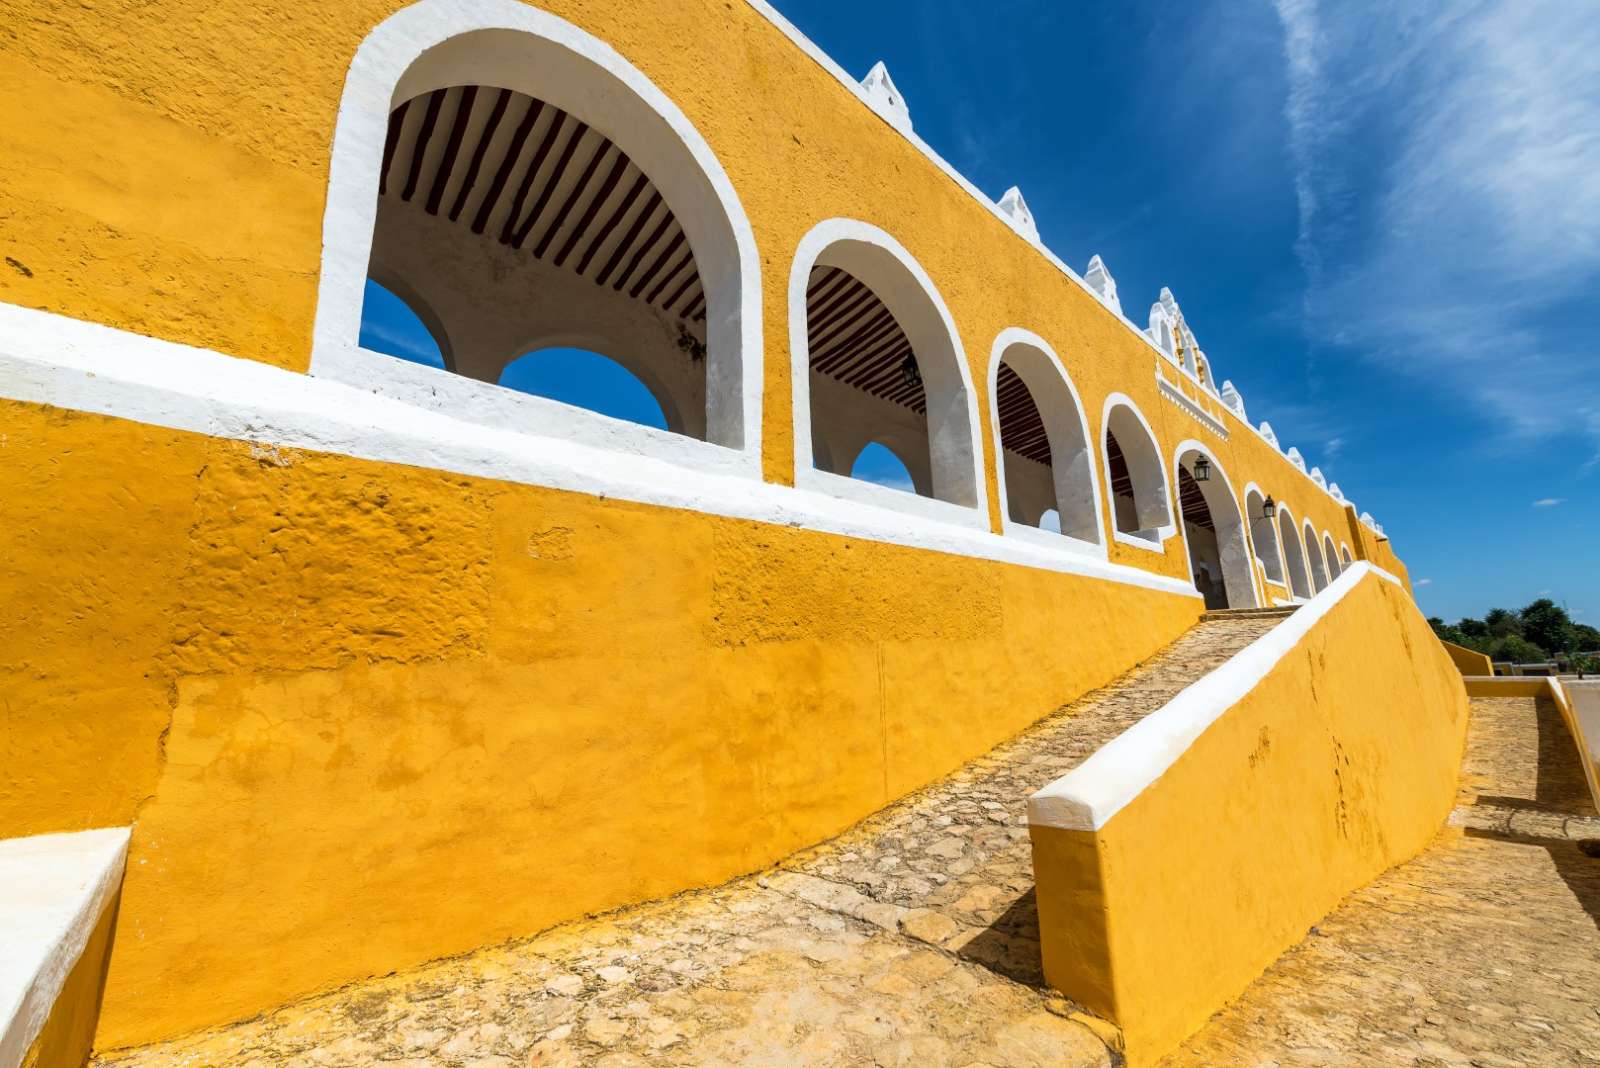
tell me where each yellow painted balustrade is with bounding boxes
[1440,639,1494,677]
[1026,564,1470,1065]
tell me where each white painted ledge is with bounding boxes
[0,828,130,1068]
[0,304,1200,601]
[1028,563,1401,831]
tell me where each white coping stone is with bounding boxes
[1258,420,1279,450]
[1329,482,1345,503]
[0,828,130,1068]
[1286,446,1307,472]
[1082,255,1122,316]
[1027,562,1402,831]
[1310,466,1327,489]
[996,186,1039,242]
[859,61,911,134]
[0,303,1200,601]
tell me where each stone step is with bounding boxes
[1201,606,1299,622]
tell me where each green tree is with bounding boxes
[1488,634,1546,663]
[1574,623,1600,651]
[1484,608,1523,639]
[1428,617,1467,645]
[1520,598,1577,653]
[1457,616,1490,640]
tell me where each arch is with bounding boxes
[498,347,672,432]
[1341,543,1354,568]
[360,275,452,371]
[789,218,985,520]
[1303,520,1330,592]
[1172,442,1258,609]
[848,440,924,496]
[309,0,762,469]
[987,328,1103,549]
[1242,482,1285,588]
[1322,532,1341,580]
[1101,394,1172,547]
[1038,508,1061,533]
[1276,503,1312,600]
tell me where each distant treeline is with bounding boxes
[1429,598,1600,663]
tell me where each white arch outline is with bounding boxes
[309,0,763,475]
[1241,480,1287,591]
[1274,501,1313,601]
[789,217,987,528]
[986,327,1105,557]
[1302,518,1330,592]
[1340,542,1354,568]
[1100,392,1174,551]
[1322,531,1341,580]
[1171,440,1260,609]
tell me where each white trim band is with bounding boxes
[0,304,1202,600]
[1027,562,1402,831]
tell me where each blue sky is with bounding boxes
[362,0,1600,625]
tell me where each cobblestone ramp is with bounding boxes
[95,617,1280,1068]
[1167,693,1600,1067]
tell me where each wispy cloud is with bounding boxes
[1415,577,1434,587]
[1533,497,1564,507]
[1322,435,1345,460]
[1272,0,1600,470]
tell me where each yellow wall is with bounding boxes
[0,400,1202,1048]
[0,0,1419,1050]
[1029,569,1469,1065]
[0,0,1369,556]
[1441,639,1494,677]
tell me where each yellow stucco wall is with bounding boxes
[0,0,1367,555]
[1441,639,1494,677]
[0,400,1203,1047]
[1029,570,1469,1065]
[0,0,1421,1051]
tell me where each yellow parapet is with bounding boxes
[1026,564,1470,1065]
[1440,639,1494,677]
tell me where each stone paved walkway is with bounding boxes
[1167,693,1600,1067]
[95,617,1281,1068]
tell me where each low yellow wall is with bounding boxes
[1441,639,1494,677]
[0,400,1203,1049]
[1028,568,1469,1064]
[19,892,120,1068]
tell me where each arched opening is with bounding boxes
[1038,508,1061,533]
[990,332,1101,546]
[363,80,712,437]
[359,278,450,369]
[1341,545,1354,568]
[1303,522,1330,592]
[314,4,762,467]
[1174,445,1257,609]
[1277,504,1312,600]
[791,220,983,515]
[849,441,920,495]
[1102,398,1170,544]
[1244,486,1285,587]
[1323,533,1341,580]
[499,347,670,431]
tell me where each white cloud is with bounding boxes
[1272,0,1600,467]
[1415,577,1433,587]
[1323,435,1345,460]
[1532,498,1564,507]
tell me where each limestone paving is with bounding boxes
[95,617,1279,1068]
